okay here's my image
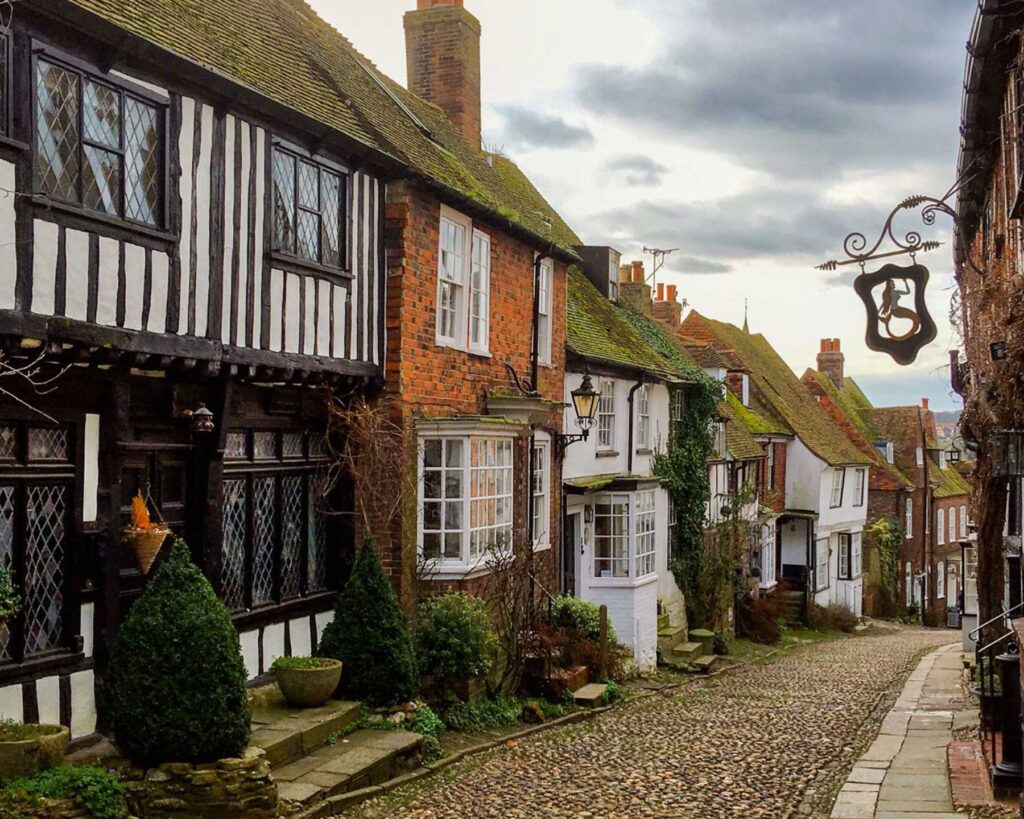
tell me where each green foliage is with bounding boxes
[104,539,250,764]
[521,698,564,723]
[271,656,336,671]
[867,516,903,599]
[808,602,859,633]
[0,765,127,819]
[415,593,497,693]
[548,596,617,644]
[0,565,19,624]
[736,591,786,644]
[440,697,522,732]
[701,485,759,630]
[601,680,622,705]
[318,543,418,707]
[653,380,720,627]
[712,633,730,656]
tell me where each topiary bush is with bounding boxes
[548,596,618,644]
[415,593,496,695]
[103,539,250,765]
[317,542,418,707]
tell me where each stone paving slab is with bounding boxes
[830,642,965,819]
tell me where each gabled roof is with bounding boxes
[566,269,681,379]
[61,0,579,256]
[721,394,769,461]
[802,370,914,491]
[682,313,872,467]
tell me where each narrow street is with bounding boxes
[354,628,955,819]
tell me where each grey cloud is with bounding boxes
[579,0,973,180]
[604,154,670,187]
[493,105,594,151]
[675,256,732,275]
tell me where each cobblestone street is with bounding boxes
[354,627,956,819]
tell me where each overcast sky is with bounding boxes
[313,0,975,413]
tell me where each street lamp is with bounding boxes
[556,372,599,459]
[991,430,1024,478]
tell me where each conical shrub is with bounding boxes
[317,542,418,706]
[104,539,250,764]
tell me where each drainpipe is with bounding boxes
[627,378,645,475]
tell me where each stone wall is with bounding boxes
[118,747,279,818]
[0,796,90,818]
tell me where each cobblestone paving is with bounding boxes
[354,627,955,819]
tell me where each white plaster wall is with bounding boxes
[817,466,870,533]
[585,579,658,672]
[289,617,312,658]
[69,670,96,739]
[0,160,16,309]
[562,370,670,482]
[780,519,808,568]
[0,683,21,722]
[655,488,686,631]
[240,629,260,680]
[263,622,286,674]
[784,438,824,513]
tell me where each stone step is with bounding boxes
[692,654,719,674]
[249,691,362,769]
[656,625,687,655]
[573,683,609,708]
[657,612,671,632]
[670,641,703,662]
[275,729,423,809]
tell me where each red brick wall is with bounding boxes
[380,182,565,601]
[760,441,786,512]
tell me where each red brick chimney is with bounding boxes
[921,397,929,410]
[816,338,844,390]
[652,281,682,328]
[618,261,651,316]
[405,0,482,148]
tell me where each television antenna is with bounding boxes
[643,246,678,289]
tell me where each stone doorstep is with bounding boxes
[249,695,361,769]
[669,641,703,662]
[573,683,608,707]
[277,730,424,808]
[691,655,718,674]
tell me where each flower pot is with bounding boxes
[125,526,171,575]
[0,724,69,782]
[274,659,342,707]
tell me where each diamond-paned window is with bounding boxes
[35,55,164,228]
[221,428,338,612]
[0,425,76,667]
[271,146,346,270]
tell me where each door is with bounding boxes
[118,446,191,621]
[563,511,581,596]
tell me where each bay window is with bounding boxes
[593,490,658,581]
[35,54,164,227]
[271,146,346,269]
[597,380,615,451]
[420,435,514,568]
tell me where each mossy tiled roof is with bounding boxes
[566,269,680,378]
[66,0,579,255]
[689,313,871,467]
[721,395,769,461]
[929,455,972,499]
[803,371,914,489]
[725,390,788,437]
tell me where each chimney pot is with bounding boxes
[820,339,829,353]
[656,283,665,301]
[922,398,930,410]
[631,261,644,283]
[667,284,678,302]
[817,338,845,389]
[619,264,631,283]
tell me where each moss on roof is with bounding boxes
[67,0,579,255]
[929,455,972,499]
[614,308,713,387]
[804,370,914,489]
[720,396,768,461]
[725,390,784,436]
[689,313,872,467]
[566,269,681,378]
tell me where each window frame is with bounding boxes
[608,258,619,301]
[531,435,550,551]
[815,538,830,592]
[596,380,616,452]
[936,559,946,599]
[0,32,10,139]
[592,490,658,583]
[852,468,865,507]
[635,384,650,451]
[469,229,491,354]
[838,532,851,581]
[830,468,845,508]
[417,432,516,574]
[766,443,775,491]
[269,139,350,276]
[435,206,473,350]
[31,43,169,232]
[221,429,335,617]
[960,504,968,539]
[670,389,685,424]
[536,257,553,366]
[905,496,913,538]
[948,507,956,545]
[936,506,945,545]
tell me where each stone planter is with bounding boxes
[0,724,69,781]
[274,659,342,707]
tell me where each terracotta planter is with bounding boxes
[274,660,342,707]
[0,724,69,782]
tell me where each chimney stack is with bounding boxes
[652,279,682,328]
[618,261,651,316]
[405,0,482,148]
[921,398,930,410]
[816,338,845,389]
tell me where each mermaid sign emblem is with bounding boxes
[853,263,936,365]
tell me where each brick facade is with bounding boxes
[380,181,566,603]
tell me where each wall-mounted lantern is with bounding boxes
[947,448,962,464]
[991,430,1024,478]
[556,372,599,459]
[185,403,216,435]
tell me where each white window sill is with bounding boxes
[435,337,468,353]
[469,348,492,359]
[590,573,658,590]
[421,562,494,582]
[532,541,551,553]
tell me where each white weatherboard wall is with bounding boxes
[562,369,678,672]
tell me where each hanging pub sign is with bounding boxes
[817,193,966,367]
[852,263,937,365]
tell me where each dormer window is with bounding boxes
[608,258,619,301]
[874,441,894,464]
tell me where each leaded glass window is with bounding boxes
[220,430,335,612]
[0,423,74,665]
[35,55,164,227]
[271,146,346,269]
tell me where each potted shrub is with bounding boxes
[0,721,70,781]
[272,657,342,707]
[123,493,171,575]
[415,593,496,703]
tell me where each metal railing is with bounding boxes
[969,601,1024,640]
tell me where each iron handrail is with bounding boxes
[979,629,1017,656]
[969,601,1024,639]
